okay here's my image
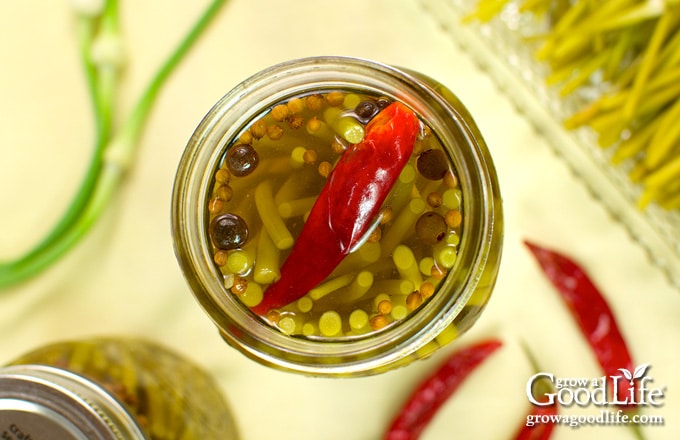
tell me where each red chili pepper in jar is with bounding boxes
[523,240,636,408]
[384,339,502,440]
[251,102,419,314]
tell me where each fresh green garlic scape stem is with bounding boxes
[0,0,227,289]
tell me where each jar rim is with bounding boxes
[0,364,146,439]
[172,56,502,376]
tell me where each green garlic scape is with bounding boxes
[466,0,680,211]
[0,0,228,288]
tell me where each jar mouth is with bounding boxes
[172,56,501,375]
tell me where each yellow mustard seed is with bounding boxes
[231,276,248,295]
[373,293,390,310]
[367,227,382,243]
[406,291,423,311]
[208,197,224,214]
[325,91,345,107]
[216,185,233,202]
[443,170,459,188]
[306,116,322,133]
[238,130,253,145]
[420,281,436,299]
[213,250,229,267]
[427,191,443,208]
[431,264,447,281]
[380,207,393,224]
[303,149,318,165]
[318,161,332,178]
[214,168,230,184]
[287,114,304,129]
[377,299,392,315]
[266,310,281,324]
[369,315,389,331]
[287,97,305,114]
[330,139,346,154]
[445,209,463,228]
[305,94,324,112]
[250,119,267,139]
[267,123,284,140]
[270,104,290,121]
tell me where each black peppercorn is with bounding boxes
[210,213,249,250]
[225,144,259,177]
[417,149,448,180]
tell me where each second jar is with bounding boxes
[172,56,503,376]
[0,337,239,440]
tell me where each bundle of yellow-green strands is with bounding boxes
[466,0,680,211]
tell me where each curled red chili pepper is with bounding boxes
[384,339,502,440]
[252,102,419,314]
[523,240,636,407]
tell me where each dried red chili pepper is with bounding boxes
[514,345,557,440]
[252,102,419,314]
[523,240,636,407]
[514,405,557,440]
[384,339,502,440]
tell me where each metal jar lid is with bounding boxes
[0,364,147,440]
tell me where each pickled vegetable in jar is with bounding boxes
[0,337,239,440]
[205,91,465,340]
[172,57,503,376]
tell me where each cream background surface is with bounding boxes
[1,1,678,439]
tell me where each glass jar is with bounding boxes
[172,56,503,376]
[0,337,239,440]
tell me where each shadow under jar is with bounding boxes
[172,56,503,377]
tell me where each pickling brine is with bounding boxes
[207,92,465,339]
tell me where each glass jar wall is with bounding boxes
[172,56,503,376]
